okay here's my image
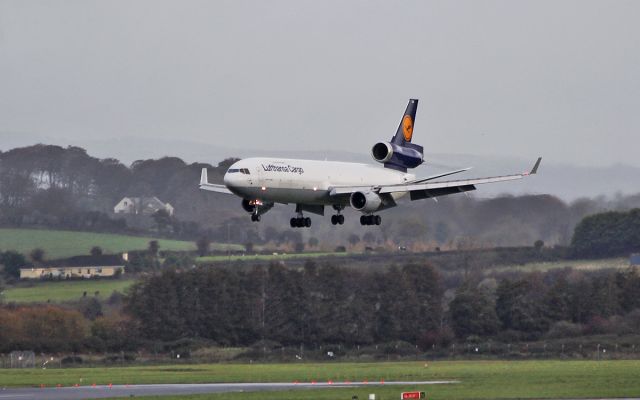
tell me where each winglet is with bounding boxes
[200,168,208,185]
[529,157,542,175]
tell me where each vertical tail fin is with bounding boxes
[391,99,418,145]
[377,99,423,172]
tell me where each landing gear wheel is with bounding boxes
[251,214,260,222]
[331,214,344,225]
[360,215,380,226]
[291,217,311,228]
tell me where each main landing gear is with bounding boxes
[331,204,345,225]
[290,216,311,228]
[291,205,311,228]
[360,215,381,226]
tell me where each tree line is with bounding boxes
[2,262,640,353]
[0,144,239,239]
[124,263,640,348]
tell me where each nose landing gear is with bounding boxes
[360,215,381,226]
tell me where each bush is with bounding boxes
[546,321,584,338]
[584,316,613,335]
[61,355,83,365]
[293,242,305,253]
[624,309,640,331]
[418,327,454,350]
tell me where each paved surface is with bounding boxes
[0,381,458,400]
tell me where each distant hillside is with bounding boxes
[2,143,640,249]
[2,133,639,200]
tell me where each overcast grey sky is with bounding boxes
[1,0,638,167]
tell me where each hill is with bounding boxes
[5,134,640,200]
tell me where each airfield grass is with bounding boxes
[2,278,136,303]
[3,360,640,399]
[0,228,205,259]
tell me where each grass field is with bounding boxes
[0,228,202,259]
[2,360,639,399]
[2,278,136,303]
[488,257,629,274]
[195,252,352,263]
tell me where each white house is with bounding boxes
[113,196,174,216]
[20,255,126,280]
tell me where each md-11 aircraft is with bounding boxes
[200,99,541,228]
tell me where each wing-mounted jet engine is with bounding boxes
[349,190,397,225]
[370,99,424,172]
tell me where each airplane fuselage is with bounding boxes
[199,99,540,227]
[224,157,415,206]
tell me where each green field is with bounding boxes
[0,228,241,259]
[2,360,640,399]
[2,278,136,303]
[195,252,352,263]
[488,257,629,274]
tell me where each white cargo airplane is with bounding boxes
[200,99,541,228]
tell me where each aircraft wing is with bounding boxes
[402,167,472,185]
[199,168,234,194]
[330,157,541,199]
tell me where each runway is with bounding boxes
[0,380,458,400]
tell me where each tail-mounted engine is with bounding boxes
[372,99,424,172]
[371,141,423,171]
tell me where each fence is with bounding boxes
[1,341,640,367]
[8,351,35,368]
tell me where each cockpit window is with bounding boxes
[227,168,251,174]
